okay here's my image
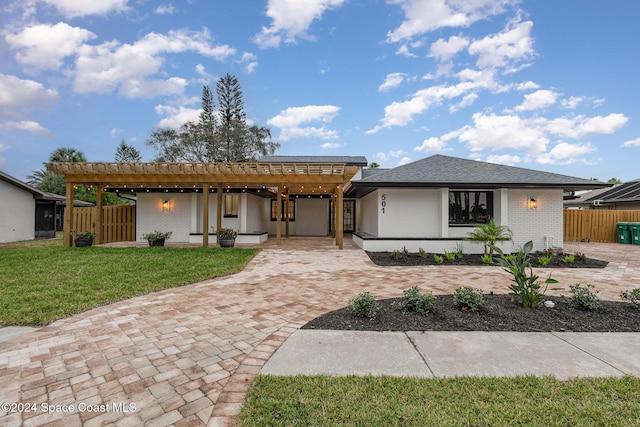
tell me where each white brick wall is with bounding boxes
[507,189,564,252]
[137,193,193,242]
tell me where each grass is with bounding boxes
[0,237,259,326]
[239,375,640,426]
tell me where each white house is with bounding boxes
[47,155,607,252]
[0,171,60,243]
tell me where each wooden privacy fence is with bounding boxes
[69,205,136,243]
[564,210,640,243]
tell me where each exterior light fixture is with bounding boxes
[163,199,170,211]
[528,197,538,209]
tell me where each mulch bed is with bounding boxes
[302,294,640,332]
[366,251,609,268]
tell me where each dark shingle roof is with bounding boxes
[352,155,607,190]
[259,155,368,166]
[583,179,640,203]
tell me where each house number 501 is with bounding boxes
[381,193,386,214]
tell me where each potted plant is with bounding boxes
[215,228,238,248]
[74,230,96,247]
[142,231,172,247]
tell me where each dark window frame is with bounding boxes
[224,194,239,218]
[449,191,493,226]
[270,199,296,221]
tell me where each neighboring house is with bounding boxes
[347,155,607,253]
[0,171,59,242]
[46,155,606,252]
[565,180,640,210]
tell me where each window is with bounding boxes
[449,191,493,225]
[224,194,238,217]
[271,199,295,221]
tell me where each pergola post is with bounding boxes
[95,184,103,244]
[202,183,209,247]
[217,183,223,246]
[285,189,290,238]
[336,184,344,249]
[331,193,336,238]
[64,182,74,247]
[276,184,282,245]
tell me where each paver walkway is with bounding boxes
[1,239,639,426]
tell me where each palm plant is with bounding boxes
[465,219,513,256]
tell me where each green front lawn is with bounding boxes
[239,375,640,426]
[0,242,259,326]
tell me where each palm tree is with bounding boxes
[465,219,513,256]
[49,147,87,162]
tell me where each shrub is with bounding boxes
[418,248,427,258]
[491,240,558,308]
[349,292,379,318]
[142,230,172,241]
[481,254,493,264]
[393,286,436,316]
[465,219,513,256]
[563,255,575,264]
[434,254,444,264]
[575,252,588,262]
[455,243,465,259]
[444,250,456,261]
[566,284,599,310]
[620,288,640,309]
[391,250,402,259]
[537,254,552,266]
[453,287,486,312]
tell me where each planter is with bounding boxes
[75,237,94,247]
[218,239,235,248]
[148,239,165,247]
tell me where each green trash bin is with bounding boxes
[630,223,640,245]
[617,222,631,244]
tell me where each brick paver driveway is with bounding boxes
[1,239,638,426]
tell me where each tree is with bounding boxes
[147,75,278,162]
[49,147,87,162]
[608,178,622,184]
[115,139,142,162]
[369,162,380,169]
[465,219,513,256]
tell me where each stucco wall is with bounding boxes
[377,189,441,238]
[507,189,564,251]
[243,194,268,233]
[295,198,328,236]
[357,191,378,236]
[0,180,35,243]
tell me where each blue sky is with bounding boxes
[1,0,639,182]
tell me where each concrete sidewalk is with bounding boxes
[262,330,640,381]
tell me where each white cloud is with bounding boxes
[414,136,445,152]
[458,113,550,154]
[376,150,411,166]
[321,142,341,149]
[386,0,515,42]
[5,22,96,72]
[119,77,187,99]
[561,96,584,109]
[378,73,406,92]
[155,103,200,129]
[253,0,346,48]
[515,89,558,112]
[239,52,259,74]
[74,29,235,96]
[468,19,535,71]
[515,81,540,91]
[622,137,640,147]
[0,74,59,119]
[536,142,596,165]
[397,156,412,165]
[546,113,628,139]
[486,154,521,165]
[0,144,6,171]
[268,105,341,141]
[428,34,469,62]
[0,120,51,136]
[155,4,175,14]
[40,0,129,18]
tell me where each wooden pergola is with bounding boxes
[46,161,362,249]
